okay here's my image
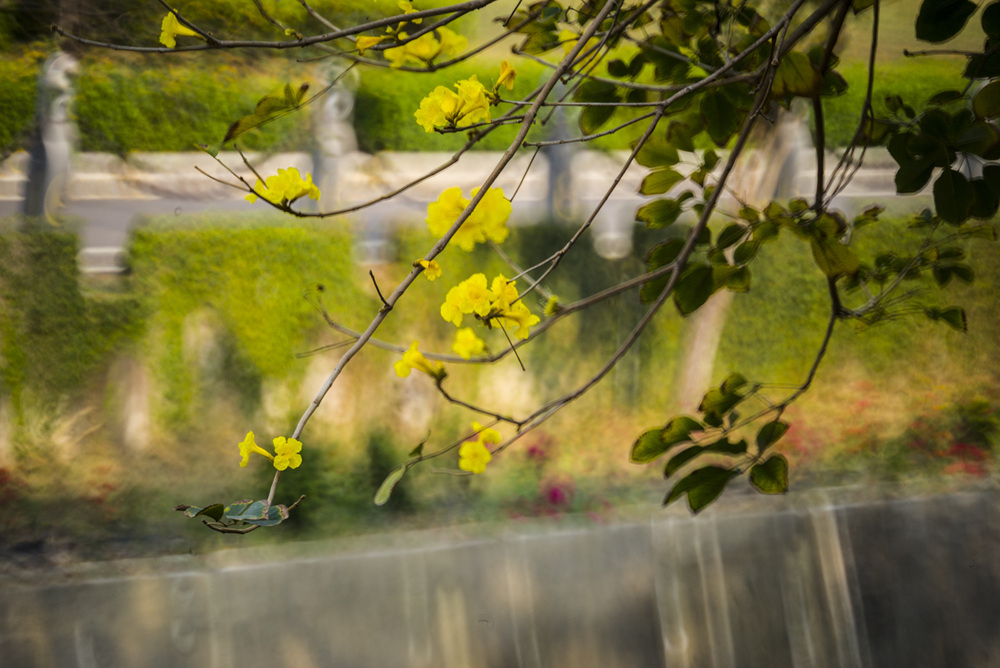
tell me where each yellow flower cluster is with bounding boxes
[245,167,321,205]
[418,259,442,281]
[426,186,510,251]
[440,273,540,340]
[414,76,491,133]
[355,2,466,66]
[386,28,466,68]
[238,432,303,471]
[452,327,485,359]
[458,421,500,474]
[159,12,201,48]
[394,341,446,380]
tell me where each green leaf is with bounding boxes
[574,79,618,103]
[934,168,974,224]
[733,240,760,264]
[739,206,760,223]
[926,306,968,331]
[673,263,716,315]
[721,372,748,394]
[984,1,1000,38]
[646,238,685,269]
[664,466,739,512]
[821,69,849,97]
[223,83,309,145]
[940,306,968,331]
[715,265,751,292]
[607,59,629,77]
[970,178,1000,219]
[580,105,616,135]
[178,503,225,521]
[630,416,703,463]
[895,159,935,193]
[928,89,965,105]
[965,49,1000,79]
[636,198,682,229]
[771,51,822,98]
[756,420,789,453]
[636,137,680,168]
[885,94,904,114]
[664,445,706,476]
[640,239,684,302]
[701,89,738,145]
[808,218,860,278]
[640,168,684,195]
[916,0,977,43]
[226,499,269,521]
[709,437,749,456]
[749,455,789,494]
[973,81,1000,118]
[667,121,696,152]
[244,504,292,527]
[716,223,747,249]
[374,466,406,506]
[702,149,720,172]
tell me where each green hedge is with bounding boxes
[821,59,968,148]
[0,220,144,416]
[0,47,45,155]
[74,55,317,153]
[353,59,554,153]
[127,214,370,427]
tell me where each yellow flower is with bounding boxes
[418,259,442,280]
[458,421,500,474]
[159,12,201,49]
[473,421,501,447]
[496,60,516,91]
[385,26,466,68]
[238,431,274,467]
[394,341,446,379]
[272,436,303,471]
[489,274,518,310]
[459,440,491,474]
[245,167,321,205]
[440,273,539,337]
[453,327,485,359]
[414,86,462,133]
[413,76,490,133]
[397,1,422,23]
[356,35,386,56]
[441,284,465,326]
[544,295,561,316]
[459,273,493,317]
[426,186,511,251]
[496,301,541,340]
[467,186,511,245]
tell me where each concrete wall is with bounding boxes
[2,490,998,667]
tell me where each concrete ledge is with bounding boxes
[2,490,997,667]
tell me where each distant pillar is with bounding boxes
[540,79,575,223]
[23,51,79,220]
[312,62,360,210]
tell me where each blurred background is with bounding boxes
[0,0,999,665]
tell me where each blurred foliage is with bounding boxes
[74,54,316,154]
[818,397,999,483]
[0,212,995,552]
[127,213,370,428]
[0,45,45,156]
[821,59,968,148]
[355,59,561,152]
[0,218,143,421]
